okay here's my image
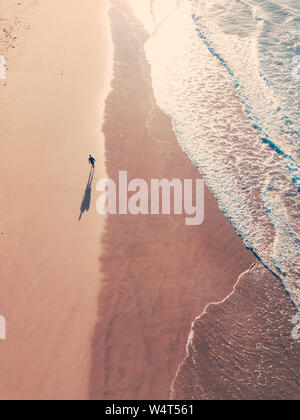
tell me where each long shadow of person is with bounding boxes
[79,167,94,221]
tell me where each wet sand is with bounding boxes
[0,0,112,400]
[172,264,300,400]
[89,0,256,400]
[1,0,293,402]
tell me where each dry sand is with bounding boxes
[0,0,112,400]
[1,0,293,402]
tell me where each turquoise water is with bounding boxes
[144,0,300,308]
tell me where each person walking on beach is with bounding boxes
[89,155,96,168]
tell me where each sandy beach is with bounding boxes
[172,263,300,400]
[0,0,298,401]
[0,0,112,400]
[89,0,256,400]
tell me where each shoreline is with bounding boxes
[0,0,112,400]
[0,0,297,401]
[89,0,256,400]
[172,263,299,400]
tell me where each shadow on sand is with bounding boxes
[79,167,94,221]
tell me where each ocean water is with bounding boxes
[132,0,300,308]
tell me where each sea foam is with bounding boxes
[133,0,300,308]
